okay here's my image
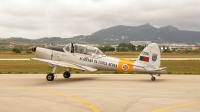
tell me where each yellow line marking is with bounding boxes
[0,85,100,112]
[152,100,200,112]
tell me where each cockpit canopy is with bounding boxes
[63,43,106,56]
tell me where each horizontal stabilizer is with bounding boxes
[145,67,166,73]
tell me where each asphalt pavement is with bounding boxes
[0,74,200,112]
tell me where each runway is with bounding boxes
[0,74,200,112]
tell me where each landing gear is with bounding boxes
[46,73,54,81]
[151,76,156,81]
[45,66,72,81]
[63,71,71,78]
[63,68,71,78]
[150,74,156,81]
[46,66,58,81]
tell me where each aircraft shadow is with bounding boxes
[134,79,168,82]
[93,78,168,82]
[32,77,100,86]
[31,77,168,86]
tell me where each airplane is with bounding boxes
[30,43,166,81]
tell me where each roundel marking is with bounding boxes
[122,64,129,71]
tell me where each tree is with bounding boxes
[117,43,129,52]
[12,48,21,53]
[128,43,136,51]
[136,45,145,51]
[116,43,136,52]
[98,45,115,52]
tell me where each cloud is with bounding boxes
[0,0,200,39]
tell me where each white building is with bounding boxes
[130,41,151,46]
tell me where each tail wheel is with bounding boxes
[151,76,156,81]
[63,71,71,78]
[46,73,54,81]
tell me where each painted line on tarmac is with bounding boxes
[0,85,100,112]
[152,100,200,112]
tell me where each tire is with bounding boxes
[46,73,54,81]
[63,71,71,78]
[151,77,156,81]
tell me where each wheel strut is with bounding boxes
[46,66,58,81]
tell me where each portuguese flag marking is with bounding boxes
[139,56,149,62]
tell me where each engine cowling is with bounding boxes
[30,46,37,52]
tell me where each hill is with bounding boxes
[86,23,200,44]
[1,24,200,45]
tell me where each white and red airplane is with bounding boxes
[30,43,166,81]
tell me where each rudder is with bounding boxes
[135,43,160,69]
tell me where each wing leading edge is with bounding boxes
[30,58,97,72]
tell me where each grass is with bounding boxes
[0,60,200,74]
[0,60,122,74]
[161,60,200,74]
[0,51,35,58]
[160,53,200,58]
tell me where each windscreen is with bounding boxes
[64,44,70,52]
[74,45,86,54]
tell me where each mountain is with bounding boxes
[87,23,200,44]
[1,24,200,45]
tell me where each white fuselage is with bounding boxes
[35,47,164,74]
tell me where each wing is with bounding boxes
[30,58,97,72]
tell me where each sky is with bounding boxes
[0,0,200,39]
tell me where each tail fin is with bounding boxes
[135,43,160,69]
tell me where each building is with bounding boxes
[159,43,199,51]
[130,41,151,46]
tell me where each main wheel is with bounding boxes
[151,76,156,81]
[63,71,71,78]
[46,73,54,81]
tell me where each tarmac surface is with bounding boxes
[0,74,200,112]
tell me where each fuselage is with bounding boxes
[30,43,166,81]
[35,47,147,73]
[34,43,165,74]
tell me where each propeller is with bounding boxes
[29,46,37,52]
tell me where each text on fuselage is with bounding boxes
[79,57,117,67]
[141,51,149,56]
